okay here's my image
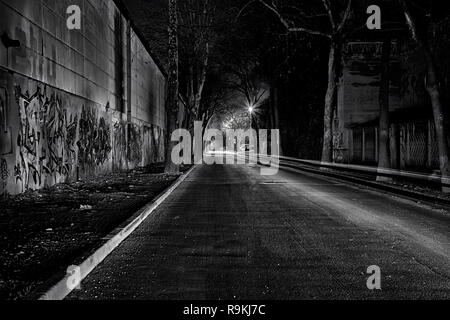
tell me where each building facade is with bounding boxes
[335,17,450,173]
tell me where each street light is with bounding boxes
[248,106,254,114]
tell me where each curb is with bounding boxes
[39,165,197,300]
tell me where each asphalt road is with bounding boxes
[69,163,450,299]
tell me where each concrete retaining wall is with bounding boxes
[0,0,167,195]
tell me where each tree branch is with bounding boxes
[322,0,336,30]
[337,0,353,33]
[236,0,258,19]
[398,0,420,43]
[246,0,332,38]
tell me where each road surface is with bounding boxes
[69,163,450,299]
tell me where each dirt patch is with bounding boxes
[0,164,189,300]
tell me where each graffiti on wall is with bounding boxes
[7,84,163,193]
[77,106,111,170]
[0,158,8,196]
[143,125,164,163]
[113,121,167,168]
[148,125,165,163]
[14,86,78,190]
[0,158,8,180]
[128,124,142,165]
[113,120,127,170]
[155,126,165,162]
[13,85,114,191]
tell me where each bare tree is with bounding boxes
[130,0,223,133]
[179,0,218,130]
[223,55,270,151]
[164,0,180,173]
[196,87,223,135]
[221,107,252,130]
[227,63,268,113]
[398,0,449,189]
[239,0,353,162]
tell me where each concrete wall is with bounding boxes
[337,42,402,128]
[335,41,401,163]
[0,0,167,195]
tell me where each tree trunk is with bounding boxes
[271,86,283,156]
[250,113,260,154]
[194,43,209,121]
[399,0,450,191]
[321,43,338,163]
[377,40,392,181]
[269,87,276,129]
[424,49,450,183]
[164,0,180,174]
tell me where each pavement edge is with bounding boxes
[38,165,197,300]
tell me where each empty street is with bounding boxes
[69,164,450,300]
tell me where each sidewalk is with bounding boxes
[0,164,187,300]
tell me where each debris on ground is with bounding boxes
[0,164,189,300]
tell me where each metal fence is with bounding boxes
[351,127,377,165]
[400,120,439,171]
[350,120,440,172]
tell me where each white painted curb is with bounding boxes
[39,165,197,300]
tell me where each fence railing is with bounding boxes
[275,155,450,189]
[349,120,440,171]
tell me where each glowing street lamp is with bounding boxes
[248,105,254,114]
